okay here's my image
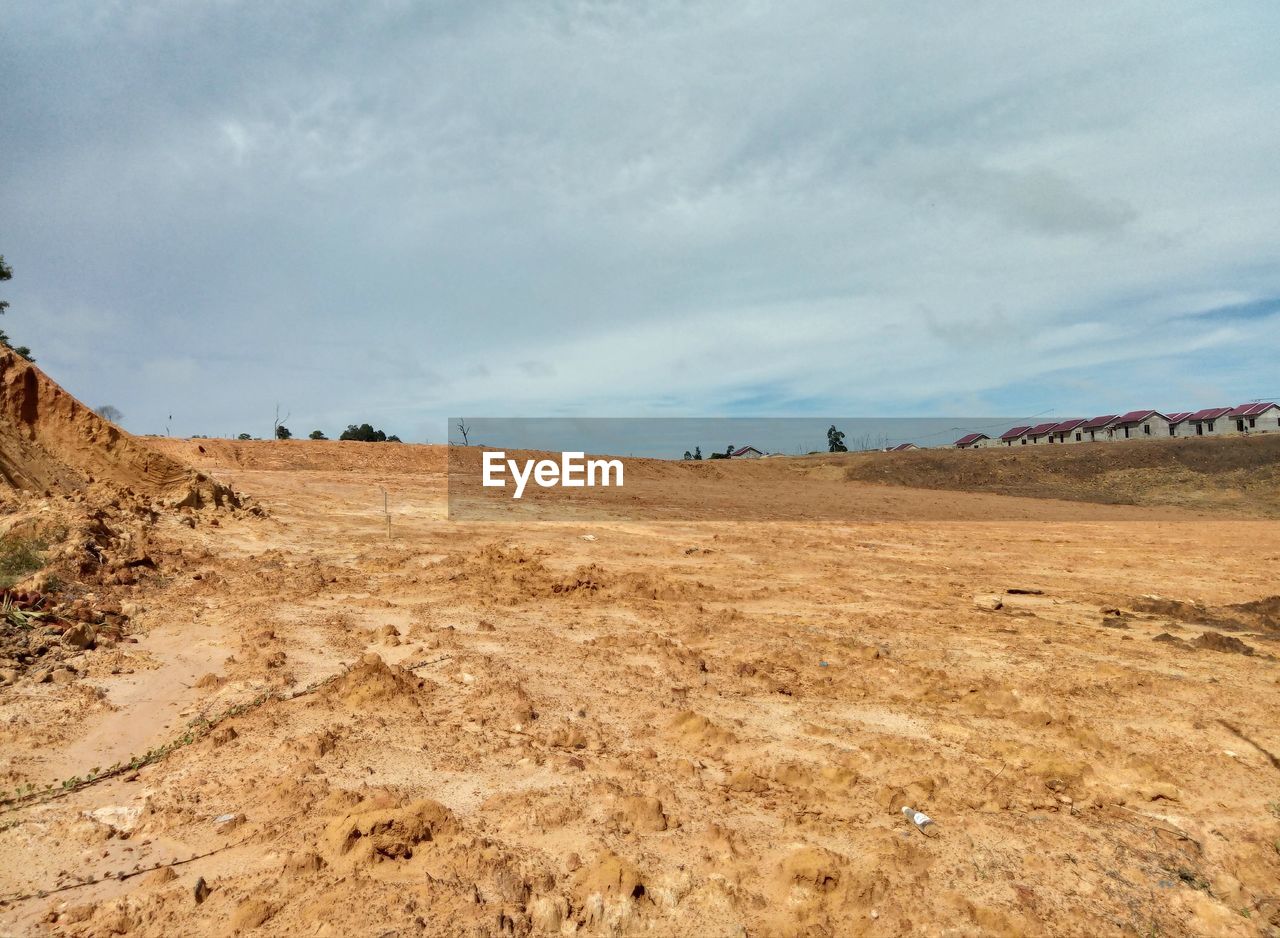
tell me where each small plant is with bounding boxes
[0,534,49,588]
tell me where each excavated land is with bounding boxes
[0,417,1278,936]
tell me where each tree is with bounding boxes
[725,444,734,457]
[237,433,252,440]
[694,446,702,460]
[827,425,847,453]
[95,405,124,424]
[339,423,393,442]
[683,450,692,460]
[0,255,33,361]
[272,404,291,440]
[309,429,327,440]
[275,425,292,440]
[456,420,471,445]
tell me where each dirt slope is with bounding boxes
[822,435,1280,516]
[0,350,236,507]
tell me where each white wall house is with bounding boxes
[980,402,1279,454]
[1165,411,1194,437]
[1025,421,1059,444]
[1049,418,1087,443]
[1112,409,1170,440]
[1082,415,1118,442]
[1229,402,1280,434]
[999,425,1032,446]
[729,445,766,459]
[1185,406,1233,437]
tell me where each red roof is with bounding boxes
[953,433,987,446]
[1000,425,1032,441]
[1229,402,1278,417]
[1188,406,1231,421]
[1115,409,1162,424]
[1165,411,1193,423]
[889,443,917,451]
[1083,414,1117,430]
[731,446,764,457]
[1027,422,1059,436]
[1050,418,1086,433]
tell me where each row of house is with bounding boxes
[953,402,1280,448]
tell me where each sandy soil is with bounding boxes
[2,439,1279,936]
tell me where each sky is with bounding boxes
[2,1,1278,443]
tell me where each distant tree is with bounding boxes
[0,255,33,361]
[725,444,734,457]
[95,405,124,424]
[309,429,327,440]
[237,433,252,440]
[827,425,847,453]
[275,425,292,440]
[387,435,402,442]
[272,403,291,440]
[340,423,392,442]
[683,450,692,460]
[693,446,702,460]
[456,420,471,445]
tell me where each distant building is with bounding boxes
[1229,402,1280,434]
[1113,409,1170,440]
[729,445,766,459]
[1165,411,1194,437]
[1025,421,1060,445]
[887,443,919,451]
[999,425,1033,446]
[1186,406,1232,437]
[1049,418,1087,443]
[959,401,1279,453]
[1082,414,1118,442]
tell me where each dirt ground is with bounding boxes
[2,438,1280,937]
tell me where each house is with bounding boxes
[1165,411,1194,437]
[1025,421,1060,444]
[1049,418,1087,443]
[953,433,989,449]
[1229,402,1280,434]
[888,443,919,452]
[729,445,766,459]
[999,425,1033,446]
[1082,414,1118,442]
[1186,406,1232,437]
[1113,410,1170,440]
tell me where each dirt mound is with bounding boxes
[0,350,242,509]
[142,436,446,474]
[321,653,428,710]
[829,434,1280,515]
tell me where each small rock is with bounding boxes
[50,667,76,685]
[193,876,210,904]
[213,812,245,833]
[62,623,96,650]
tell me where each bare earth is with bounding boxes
[3,437,1280,937]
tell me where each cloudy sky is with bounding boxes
[2,1,1278,442]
